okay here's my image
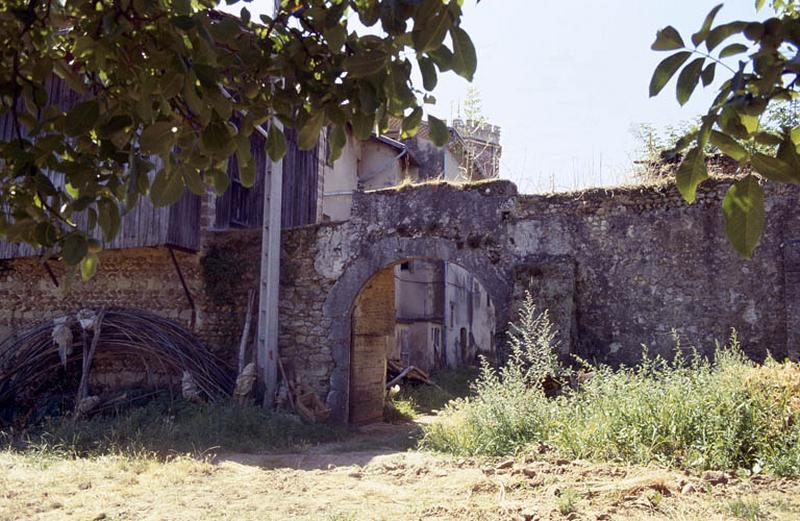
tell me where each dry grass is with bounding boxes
[1,428,799,521]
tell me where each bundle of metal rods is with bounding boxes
[0,308,235,414]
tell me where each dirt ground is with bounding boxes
[1,420,799,521]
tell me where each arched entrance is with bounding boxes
[323,236,513,423]
[349,258,499,424]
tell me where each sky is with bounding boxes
[228,0,772,193]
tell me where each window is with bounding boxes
[400,262,410,271]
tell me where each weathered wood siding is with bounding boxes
[0,182,201,260]
[214,127,320,231]
[0,75,202,259]
[214,132,267,229]
[1,74,322,259]
[281,128,320,229]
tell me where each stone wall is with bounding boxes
[514,180,798,363]
[278,225,337,399]
[3,176,800,423]
[273,178,800,420]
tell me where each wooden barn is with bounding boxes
[0,74,322,262]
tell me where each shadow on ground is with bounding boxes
[213,419,423,470]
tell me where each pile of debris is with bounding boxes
[276,357,331,423]
[386,359,435,388]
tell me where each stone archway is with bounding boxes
[323,236,512,423]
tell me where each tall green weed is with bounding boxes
[422,293,800,477]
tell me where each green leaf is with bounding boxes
[266,123,287,161]
[211,168,230,195]
[428,115,449,147]
[710,131,748,161]
[651,26,685,50]
[706,21,747,51]
[676,147,708,203]
[298,110,325,150]
[676,58,704,106]
[80,253,99,281]
[722,175,764,258]
[97,200,121,241]
[450,26,477,81]
[239,160,256,189]
[201,119,233,154]
[692,4,724,46]
[150,168,185,207]
[649,51,691,97]
[740,113,759,134]
[719,108,750,139]
[343,51,388,78]
[140,122,175,155]
[719,43,749,58]
[324,23,347,51]
[180,165,206,196]
[62,233,88,265]
[412,0,450,53]
[701,63,716,87]
[98,114,133,139]
[418,57,438,91]
[402,107,423,138]
[755,131,783,146]
[751,153,800,183]
[352,110,375,140]
[64,100,99,136]
[327,124,347,163]
[34,222,57,247]
[429,45,454,72]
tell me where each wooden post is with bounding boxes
[257,119,283,408]
[237,289,255,375]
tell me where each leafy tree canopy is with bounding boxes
[650,0,800,258]
[0,0,476,276]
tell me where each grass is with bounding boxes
[1,395,348,458]
[557,487,580,515]
[385,366,478,421]
[422,293,800,477]
[727,498,767,521]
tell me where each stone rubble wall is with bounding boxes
[1,177,799,420]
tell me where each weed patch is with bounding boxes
[422,292,800,477]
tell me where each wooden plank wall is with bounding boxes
[214,127,321,231]
[214,132,266,229]
[281,128,320,229]
[0,75,201,259]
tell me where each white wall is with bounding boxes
[360,141,405,191]
[322,136,415,221]
[391,260,495,372]
[443,263,495,367]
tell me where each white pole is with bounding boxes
[259,0,283,406]
[257,118,283,408]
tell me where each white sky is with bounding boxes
[227,0,772,193]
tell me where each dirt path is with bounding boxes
[1,419,799,521]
